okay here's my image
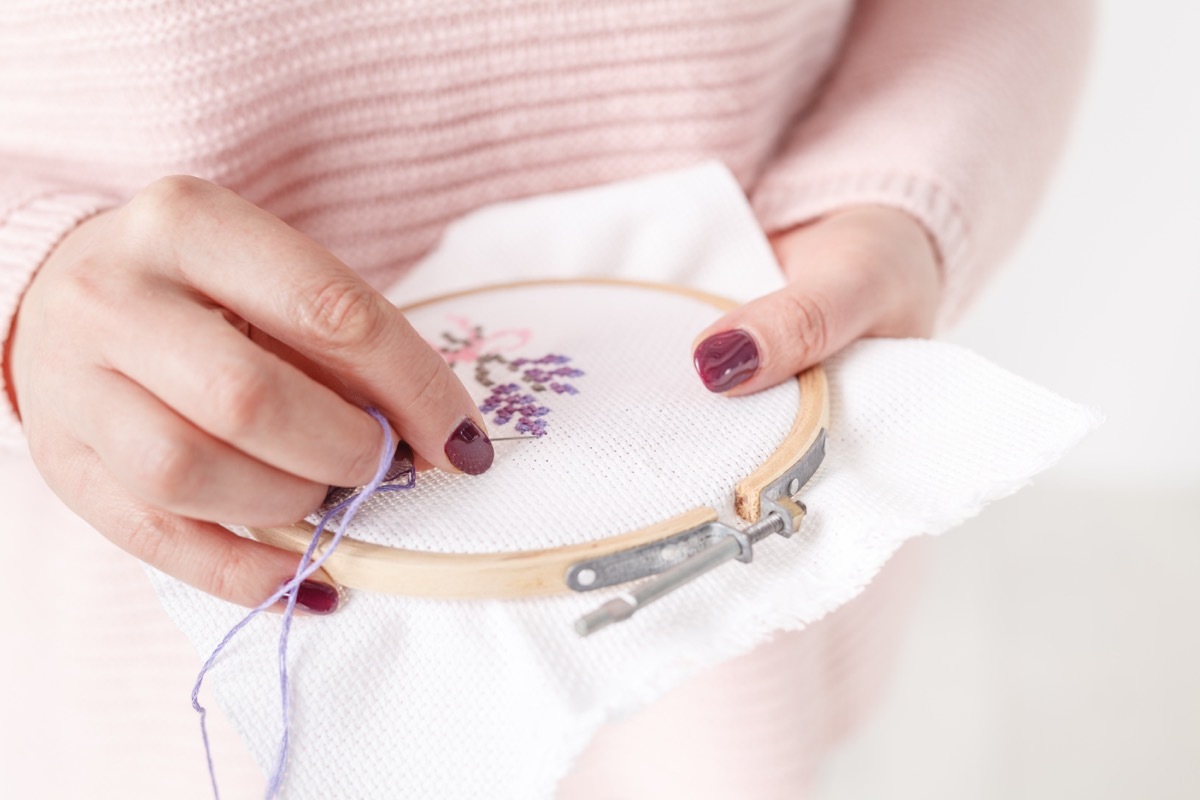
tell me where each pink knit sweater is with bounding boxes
[0,3,1093,796]
[0,0,1092,449]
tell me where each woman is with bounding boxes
[0,1,1092,796]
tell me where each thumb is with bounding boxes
[692,261,879,396]
[692,207,941,396]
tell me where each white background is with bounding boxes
[950,1,1199,490]
[816,3,1200,797]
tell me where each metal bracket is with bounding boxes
[565,429,826,594]
[565,521,730,592]
[571,428,826,635]
[757,429,826,522]
[573,505,802,637]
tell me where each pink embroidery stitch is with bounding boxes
[437,318,585,437]
[438,315,532,365]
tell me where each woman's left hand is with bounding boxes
[692,206,943,394]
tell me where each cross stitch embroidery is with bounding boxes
[436,317,585,438]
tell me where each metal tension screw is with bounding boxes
[575,500,805,637]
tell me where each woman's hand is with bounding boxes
[7,176,494,611]
[692,206,942,394]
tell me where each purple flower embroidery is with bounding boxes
[439,318,585,437]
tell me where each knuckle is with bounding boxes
[779,290,834,362]
[208,364,274,437]
[204,541,253,605]
[121,506,175,566]
[54,262,117,318]
[131,435,201,507]
[141,174,213,208]
[35,219,147,323]
[405,355,454,413]
[124,175,214,239]
[295,278,386,352]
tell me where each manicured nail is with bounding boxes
[384,441,414,482]
[693,329,760,392]
[293,579,340,615]
[444,418,494,475]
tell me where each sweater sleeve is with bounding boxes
[0,170,116,450]
[750,0,1095,327]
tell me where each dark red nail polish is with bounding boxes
[444,418,494,475]
[693,329,760,393]
[294,579,340,615]
[384,440,414,482]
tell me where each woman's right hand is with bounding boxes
[7,176,493,612]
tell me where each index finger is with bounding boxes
[127,176,494,475]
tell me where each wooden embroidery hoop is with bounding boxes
[248,278,828,600]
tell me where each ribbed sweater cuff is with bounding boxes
[751,170,973,330]
[0,192,115,451]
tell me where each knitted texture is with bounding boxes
[0,0,1093,448]
[0,188,115,441]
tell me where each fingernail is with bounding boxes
[693,329,760,392]
[294,579,340,615]
[444,418,494,475]
[384,441,414,482]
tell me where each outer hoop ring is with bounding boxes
[248,279,828,599]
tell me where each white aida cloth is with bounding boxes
[149,163,1100,799]
[316,281,801,555]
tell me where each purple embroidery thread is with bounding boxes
[192,407,412,800]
